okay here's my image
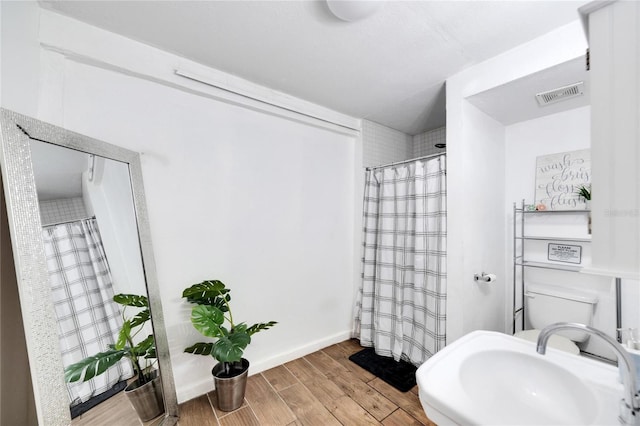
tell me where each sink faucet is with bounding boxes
[537,322,640,425]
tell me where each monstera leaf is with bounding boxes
[130,309,151,328]
[190,305,225,338]
[115,320,132,350]
[184,342,214,356]
[133,335,155,357]
[211,332,251,363]
[247,321,277,336]
[182,280,230,310]
[65,349,126,383]
[114,293,148,308]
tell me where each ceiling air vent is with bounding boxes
[535,81,584,106]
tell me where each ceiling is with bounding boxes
[468,56,590,126]
[39,0,589,135]
[30,139,88,200]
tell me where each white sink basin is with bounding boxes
[416,331,623,425]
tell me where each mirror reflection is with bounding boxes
[30,140,164,425]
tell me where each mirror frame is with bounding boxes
[0,108,178,425]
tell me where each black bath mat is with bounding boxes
[70,380,127,418]
[349,347,417,392]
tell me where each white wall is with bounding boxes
[446,96,506,342]
[588,1,640,281]
[0,1,40,116]
[446,20,588,343]
[505,106,591,207]
[505,106,619,360]
[28,11,358,403]
[83,157,147,299]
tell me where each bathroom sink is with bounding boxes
[416,331,623,425]
[460,349,597,424]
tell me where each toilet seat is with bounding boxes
[513,329,580,355]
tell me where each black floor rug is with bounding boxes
[70,380,127,419]
[348,347,417,392]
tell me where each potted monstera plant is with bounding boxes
[64,294,164,421]
[183,280,276,411]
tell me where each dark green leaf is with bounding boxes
[184,342,214,355]
[182,280,230,309]
[114,294,148,307]
[133,335,155,357]
[232,323,248,334]
[64,349,126,382]
[130,309,151,328]
[247,321,277,336]
[575,185,591,200]
[211,332,251,363]
[191,305,225,338]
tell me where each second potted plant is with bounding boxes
[64,294,164,422]
[182,279,276,411]
[576,184,592,207]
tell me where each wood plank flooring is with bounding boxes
[71,391,164,426]
[178,339,436,426]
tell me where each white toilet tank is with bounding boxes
[525,283,598,342]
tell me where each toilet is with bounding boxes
[514,283,598,355]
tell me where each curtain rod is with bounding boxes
[365,152,446,171]
[42,216,96,228]
[174,69,360,133]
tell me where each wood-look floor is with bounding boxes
[71,389,164,426]
[178,339,436,426]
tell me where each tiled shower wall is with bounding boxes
[362,120,413,168]
[40,197,89,226]
[413,126,446,158]
[362,120,446,168]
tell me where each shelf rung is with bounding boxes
[522,209,590,214]
[515,261,582,272]
[516,236,591,243]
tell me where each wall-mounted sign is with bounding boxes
[548,243,582,264]
[535,149,590,210]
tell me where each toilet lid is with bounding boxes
[514,329,580,355]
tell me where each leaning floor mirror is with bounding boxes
[0,109,178,425]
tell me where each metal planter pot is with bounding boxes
[124,370,165,422]
[212,358,250,412]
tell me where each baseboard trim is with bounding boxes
[177,330,353,403]
[248,330,352,375]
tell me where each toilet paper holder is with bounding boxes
[474,272,497,283]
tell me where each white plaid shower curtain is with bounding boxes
[42,218,132,406]
[354,155,447,366]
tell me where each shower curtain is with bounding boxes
[42,218,132,406]
[354,155,447,366]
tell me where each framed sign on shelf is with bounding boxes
[534,149,590,211]
[548,243,582,264]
